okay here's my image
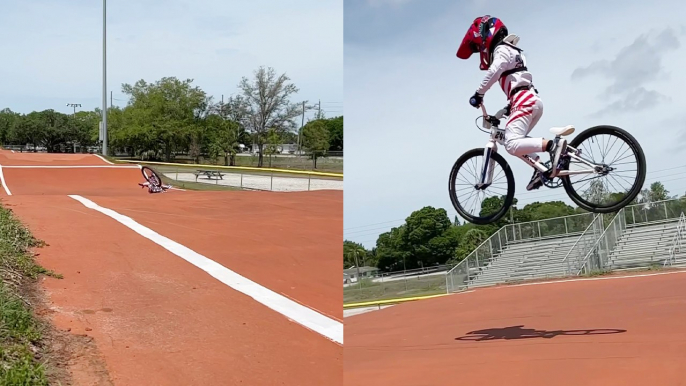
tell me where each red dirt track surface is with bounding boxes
[3,167,144,196]
[0,151,112,166]
[0,150,342,385]
[345,272,686,386]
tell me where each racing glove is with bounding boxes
[469,91,483,108]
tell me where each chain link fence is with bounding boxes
[135,162,343,192]
[344,266,448,304]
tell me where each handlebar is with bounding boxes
[475,103,504,133]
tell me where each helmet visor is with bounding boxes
[456,27,480,59]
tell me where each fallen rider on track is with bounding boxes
[138,166,172,193]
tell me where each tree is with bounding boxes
[400,206,460,268]
[642,182,670,203]
[206,114,241,166]
[0,108,21,145]
[235,67,305,167]
[325,116,343,151]
[120,77,207,161]
[375,226,408,272]
[302,120,330,169]
[451,228,489,264]
[40,110,70,152]
[10,112,47,151]
[72,110,100,151]
[265,128,282,167]
[0,74,341,164]
[344,240,370,269]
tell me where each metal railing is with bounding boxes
[562,213,604,275]
[664,212,686,267]
[445,198,686,293]
[148,163,343,192]
[575,208,627,275]
[623,198,686,226]
[445,225,508,293]
[503,212,596,242]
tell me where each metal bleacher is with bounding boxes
[608,219,685,269]
[445,199,686,293]
[469,234,583,288]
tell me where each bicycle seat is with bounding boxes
[549,125,575,136]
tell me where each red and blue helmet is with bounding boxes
[457,16,508,70]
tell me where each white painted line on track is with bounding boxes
[1,165,139,169]
[68,194,343,345]
[93,154,114,164]
[0,166,12,195]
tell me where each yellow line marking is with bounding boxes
[343,293,451,309]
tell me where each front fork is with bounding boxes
[476,141,497,189]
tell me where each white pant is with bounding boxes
[504,90,544,158]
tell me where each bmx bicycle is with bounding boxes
[448,103,646,225]
[138,166,172,193]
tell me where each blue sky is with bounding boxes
[0,0,343,119]
[344,0,686,247]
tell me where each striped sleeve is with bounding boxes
[476,47,509,96]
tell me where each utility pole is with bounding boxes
[110,91,113,108]
[101,0,108,156]
[298,101,305,154]
[318,99,321,118]
[353,250,362,288]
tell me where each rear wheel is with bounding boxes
[448,148,515,225]
[561,126,646,213]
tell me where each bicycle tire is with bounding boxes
[448,148,515,225]
[561,125,646,213]
[141,166,162,187]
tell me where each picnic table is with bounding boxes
[193,169,225,181]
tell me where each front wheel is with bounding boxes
[560,125,646,213]
[141,166,162,187]
[448,148,515,225]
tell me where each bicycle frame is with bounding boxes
[475,104,603,188]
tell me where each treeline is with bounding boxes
[1,66,343,168]
[344,182,684,271]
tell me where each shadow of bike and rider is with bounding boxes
[455,325,627,342]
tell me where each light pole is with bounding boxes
[66,103,81,116]
[101,0,108,156]
[66,104,81,153]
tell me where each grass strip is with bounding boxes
[0,204,59,385]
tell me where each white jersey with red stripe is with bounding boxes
[475,43,534,100]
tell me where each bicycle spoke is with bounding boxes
[603,135,620,162]
[608,145,632,166]
[451,153,512,220]
[607,174,629,194]
[564,127,644,212]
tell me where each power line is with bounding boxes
[345,223,405,236]
[345,218,407,231]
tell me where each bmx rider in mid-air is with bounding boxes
[456,15,569,191]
